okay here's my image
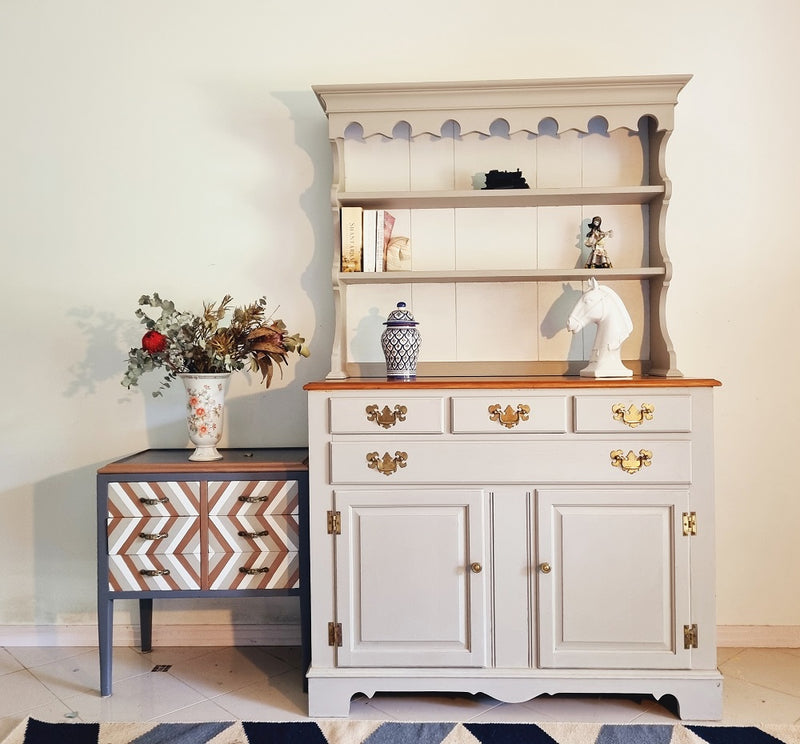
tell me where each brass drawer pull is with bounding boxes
[470,562,482,574]
[139,532,168,541]
[237,529,269,538]
[610,449,653,474]
[488,403,530,429]
[238,495,269,503]
[366,404,407,429]
[239,566,270,575]
[612,403,655,428]
[540,562,552,574]
[139,569,170,577]
[139,496,169,505]
[366,451,408,476]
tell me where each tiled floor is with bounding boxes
[1,645,799,739]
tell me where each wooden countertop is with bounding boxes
[304,376,721,391]
[98,448,308,475]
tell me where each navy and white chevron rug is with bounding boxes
[5,719,800,744]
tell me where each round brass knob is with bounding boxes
[539,562,552,574]
[470,562,482,574]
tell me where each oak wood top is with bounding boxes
[304,376,721,392]
[98,448,308,475]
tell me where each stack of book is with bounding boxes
[340,207,397,272]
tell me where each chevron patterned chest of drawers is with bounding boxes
[96,448,309,696]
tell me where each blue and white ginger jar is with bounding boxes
[381,302,421,381]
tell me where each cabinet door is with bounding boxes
[537,489,691,669]
[334,489,487,668]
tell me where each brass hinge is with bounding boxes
[684,623,698,649]
[328,621,342,647]
[327,510,341,535]
[682,512,697,536]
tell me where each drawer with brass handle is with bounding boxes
[574,395,691,433]
[329,396,445,434]
[330,440,691,484]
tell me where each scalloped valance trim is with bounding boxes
[314,74,691,139]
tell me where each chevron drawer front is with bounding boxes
[208,479,299,517]
[208,549,300,590]
[108,553,202,591]
[107,481,200,517]
[107,516,201,556]
[208,514,300,554]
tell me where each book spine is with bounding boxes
[374,210,385,272]
[340,206,363,272]
[362,209,377,272]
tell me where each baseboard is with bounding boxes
[0,623,301,647]
[716,625,800,648]
[0,623,795,649]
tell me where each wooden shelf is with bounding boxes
[337,267,666,284]
[336,186,664,210]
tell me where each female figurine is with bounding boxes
[584,215,613,269]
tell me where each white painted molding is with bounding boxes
[0,623,301,647]
[0,624,796,649]
[716,625,800,648]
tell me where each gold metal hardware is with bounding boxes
[365,404,408,429]
[539,562,552,574]
[470,562,482,574]
[139,569,170,577]
[684,624,698,649]
[610,449,653,474]
[239,566,270,575]
[612,403,655,428]
[328,621,342,647]
[327,510,341,535]
[238,494,269,503]
[139,496,169,505]
[488,403,531,429]
[682,512,697,537]
[138,532,168,541]
[366,451,408,476]
[238,529,269,538]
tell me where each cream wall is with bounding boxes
[0,0,797,643]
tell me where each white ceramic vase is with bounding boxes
[178,373,231,461]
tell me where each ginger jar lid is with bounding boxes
[383,302,418,327]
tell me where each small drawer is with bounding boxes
[331,440,691,485]
[107,516,200,556]
[108,554,201,591]
[208,551,300,590]
[452,396,568,434]
[207,479,299,516]
[574,395,692,433]
[209,514,300,554]
[107,481,200,518]
[329,396,445,434]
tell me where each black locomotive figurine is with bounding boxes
[482,169,529,189]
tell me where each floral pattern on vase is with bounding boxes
[179,373,230,461]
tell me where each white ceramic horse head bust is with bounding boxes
[566,277,634,378]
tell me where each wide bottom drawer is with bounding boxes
[331,440,691,484]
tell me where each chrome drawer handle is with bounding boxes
[488,403,530,429]
[365,404,407,428]
[238,495,269,503]
[139,496,169,505]
[610,449,653,474]
[237,530,269,538]
[139,532,168,541]
[239,566,270,575]
[612,403,655,428]
[139,569,170,577]
[366,451,408,476]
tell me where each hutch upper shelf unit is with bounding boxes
[313,75,691,379]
